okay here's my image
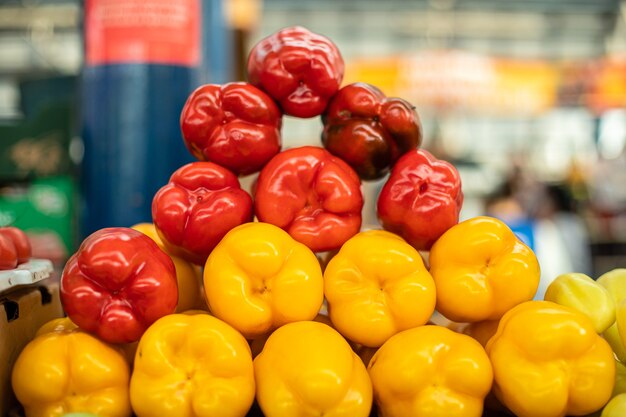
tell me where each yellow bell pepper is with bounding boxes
[544,273,615,333]
[368,325,492,417]
[204,222,324,339]
[12,331,131,417]
[324,230,436,347]
[602,393,626,417]
[249,313,334,358]
[35,317,78,336]
[486,301,615,417]
[598,269,626,361]
[461,319,500,348]
[254,321,372,417]
[613,358,626,397]
[130,312,255,417]
[132,223,205,312]
[429,216,540,322]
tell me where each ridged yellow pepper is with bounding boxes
[544,273,615,333]
[486,301,615,417]
[204,222,324,339]
[130,312,255,417]
[254,321,372,417]
[429,216,540,322]
[35,316,138,365]
[368,325,492,417]
[324,230,436,347]
[132,223,205,312]
[12,330,131,417]
[35,317,78,336]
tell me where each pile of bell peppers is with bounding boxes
[9,25,626,417]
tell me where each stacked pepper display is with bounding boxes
[9,25,625,417]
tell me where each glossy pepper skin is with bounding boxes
[131,223,205,313]
[0,233,17,270]
[254,321,372,417]
[60,228,178,344]
[204,222,324,339]
[429,216,540,322]
[486,301,615,417]
[0,226,31,263]
[324,230,436,347]
[368,325,493,417]
[377,149,463,250]
[180,82,282,175]
[247,26,344,118]
[544,273,615,333]
[130,312,255,417]
[597,269,626,361]
[322,83,422,180]
[152,162,253,265]
[254,146,363,253]
[12,330,131,417]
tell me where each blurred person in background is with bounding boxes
[486,170,592,299]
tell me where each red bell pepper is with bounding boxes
[322,82,422,180]
[0,234,17,270]
[152,162,253,265]
[0,227,30,264]
[60,227,178,344]
[247,26,344,118]
[254,146,363,252]
[377,149,463,251]
[180,82,282,175]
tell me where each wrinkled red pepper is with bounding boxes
[247,26,344,118]
[60,227,178,344]
[322,82,422,180]
[180,82,282,175]
[254,146,363,252]
[152,162,253,265]
[377,149,463,251]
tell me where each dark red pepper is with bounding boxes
[254,146,363,252]
[247,26,344,118]
[377,149,463,251]
[322,83,422,180]
[60,227,178,343]
[152,162,253,265]
[180,82,282,175]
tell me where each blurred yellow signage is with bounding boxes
[345,50,558,115]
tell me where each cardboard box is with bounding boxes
[0,279,64,415]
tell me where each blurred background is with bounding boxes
[0,0,625,293]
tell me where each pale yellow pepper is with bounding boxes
[12,330,131,417]
[130,312,255,417]
[368,325,493,417]
[598,269,626,362]
[132,223,205,312]
[486,301,615,417]
[602,393,626,417]
[324,230,436,347]
[204,222,324,339]
[254,321,372,417]
[544,273,615,333]
[429,216,540,322]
